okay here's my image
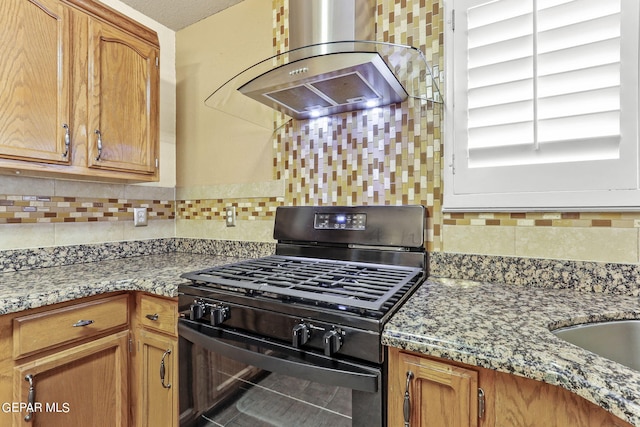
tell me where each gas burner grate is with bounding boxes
[181,255,424,313]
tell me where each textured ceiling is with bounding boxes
[117,0,245,30]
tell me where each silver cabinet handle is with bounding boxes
[94,129,103,161]
[160,349,172,389]
[62,124,70,158]
[72,319,94,327]
[403,371,414,427]
[24,374,35,422]
[146,313,159,321]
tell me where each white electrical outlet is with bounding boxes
[133,207,148,227]
[225,206,236,227]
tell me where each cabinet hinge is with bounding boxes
[155,158,159,168]
[450,154,456,175]
[128,338,133,353]
[451,9,455,31]
[155,56,159,68]
[478,388,485,419]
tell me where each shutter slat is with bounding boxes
[466,0,621,164]
[538,63,619,98]
[538,87,619,121]
[538,13,620,53]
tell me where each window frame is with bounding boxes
[443,0,640,212]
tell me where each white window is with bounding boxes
[444,0,640,211]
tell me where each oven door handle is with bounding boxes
[178,320,379,393]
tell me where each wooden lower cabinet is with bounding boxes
[0,292,181,427]
[12,330,129,426]
[132,294,178,427]
[389,348,479,427]
[388,347,632,427]
[135,330,177,427]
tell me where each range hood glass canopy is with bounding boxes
[204,40,442,130]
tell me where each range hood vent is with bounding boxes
[205,0,442,129]
[238,52,408,119]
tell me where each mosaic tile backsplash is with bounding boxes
[4,0,640,264]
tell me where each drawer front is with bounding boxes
[13,294,129,359]
[139,294,177,336]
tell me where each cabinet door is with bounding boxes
[13,330,129,427]
[0,0,71,164]
[492,370,633,427]
[389,349,479,427]
[137,329,177,427]
[87,19,158,176]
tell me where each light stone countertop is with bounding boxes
[382,277,640,426]
[0,253,239,315]
[3,254,639,425]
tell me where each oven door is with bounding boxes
[178,319,384,427]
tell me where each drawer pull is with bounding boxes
[145,313,159,321]
[24,374,35,422]
[160,349,172,389]
[72,319,94,327]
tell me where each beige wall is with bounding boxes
[175,0,274,187]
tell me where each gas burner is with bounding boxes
[182,255,424,314]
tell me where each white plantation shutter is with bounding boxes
[446,0,640,210]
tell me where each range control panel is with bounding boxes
[314,213,367,230]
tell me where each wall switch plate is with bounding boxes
[225,206,236,227]
[133,207,148,227]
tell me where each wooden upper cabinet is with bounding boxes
[0,0,71,164]
[87,19,159,176]
[0,0,159,181]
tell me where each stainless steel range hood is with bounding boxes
[238,51,408,119]
[205,0,442,127]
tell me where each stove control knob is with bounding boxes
[323,329,343,356]
[189,301,206,320]
[209,304,230,326]
[292,323,310,348]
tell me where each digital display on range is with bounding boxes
[314,213,366,230]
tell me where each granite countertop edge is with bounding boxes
[0,253,239,316]
[3,254,640,425]
[382,277,640,426]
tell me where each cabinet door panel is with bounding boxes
[0,0,71,164]
[389,349,478,427]
[88,20,158,175]
[493,370,633,427]
[13,330,128,427]
[137,330,177,427]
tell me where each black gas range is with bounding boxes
[178,205,427,426]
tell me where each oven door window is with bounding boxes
[178,320,382,427]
